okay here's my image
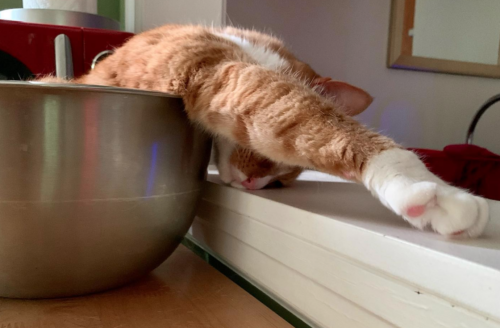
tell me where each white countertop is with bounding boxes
[242,174,500,271]
[207,168,500,270]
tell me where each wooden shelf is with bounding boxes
[0,245,292,328]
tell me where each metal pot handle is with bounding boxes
[466,93,500,144]
[91,50,114,70]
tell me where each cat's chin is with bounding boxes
[230,181,247,189]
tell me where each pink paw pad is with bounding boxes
[406,205,427,218]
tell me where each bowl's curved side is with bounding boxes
[0,189,204,298]
[0,85,211,298]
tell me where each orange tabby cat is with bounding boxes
[39,24,489,237]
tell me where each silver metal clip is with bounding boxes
[54,34,74,79]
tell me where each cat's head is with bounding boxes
[215,141,303,190]
[215,77,373,190]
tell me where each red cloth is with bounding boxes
[409,145,500,201]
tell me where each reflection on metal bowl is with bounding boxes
[0,82,211,298]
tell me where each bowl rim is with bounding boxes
[0,81,182,99]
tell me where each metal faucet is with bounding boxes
[466,93,500,144]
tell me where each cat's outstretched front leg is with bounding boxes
[363,148,489,238]
[186,62,489,237]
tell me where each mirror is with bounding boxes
[388,0,500,78]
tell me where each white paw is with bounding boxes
[384,181,489,237]
[363,149,490,238]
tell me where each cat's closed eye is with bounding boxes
[216,143,302,190]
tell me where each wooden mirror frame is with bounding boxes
[388,0,500,79]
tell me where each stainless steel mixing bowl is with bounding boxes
[0,81,211,298]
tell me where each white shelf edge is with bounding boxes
[195,180,500,322]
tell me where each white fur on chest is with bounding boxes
[215,32,287,70]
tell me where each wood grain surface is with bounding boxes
[0,245,292,328]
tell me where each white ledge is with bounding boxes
[192,171,500,328]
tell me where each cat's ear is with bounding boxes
[313,77,373,116]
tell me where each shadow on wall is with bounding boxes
[377,100,424,145]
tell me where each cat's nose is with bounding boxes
[241,176,273,190]
[241,177,259,190]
